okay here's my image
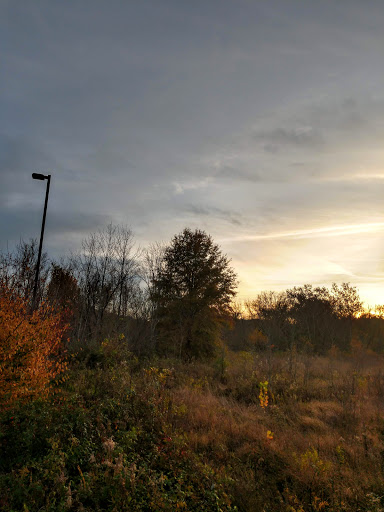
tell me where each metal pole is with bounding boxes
[32,174,51,310]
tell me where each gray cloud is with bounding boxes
[185,204,242,226]
[0,135,55,174]
[214,165,263,183]
[258,126,324,152]
[0,201,113,253]
[0,134,59,197]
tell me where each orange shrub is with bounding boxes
[0,284,69,409]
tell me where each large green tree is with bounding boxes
[152,228,237,359]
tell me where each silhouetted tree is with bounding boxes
[0,239,49,304]
[72,224,140,340]
[46,263,79,311]
[247,291,292,349]
[330,283,363,350]
[152,228,237,359]
[247,283,363,354]
[286,285,339,353]
[356,305,384,352]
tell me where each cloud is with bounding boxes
[2,0,384,305]
[185,204,242,226]
[214,164,262,183]
[219,222,384,243]
[0,203,113,254]
[172,177,214,195]
[257,126,324,153]
[0,134,59,195]
[199,94,384,192]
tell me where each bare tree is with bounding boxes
[72,224,140,341]
[0,239,49,304]
[119,242,166,355]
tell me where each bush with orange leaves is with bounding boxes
[0,283,69,410]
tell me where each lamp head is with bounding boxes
[32,173,48,180]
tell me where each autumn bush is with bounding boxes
[0,282,69,409]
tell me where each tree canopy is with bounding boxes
[152,228,237,359]
[247,283,364,353]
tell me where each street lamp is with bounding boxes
[31,173,51,310]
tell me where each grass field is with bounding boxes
[2,338,384,511]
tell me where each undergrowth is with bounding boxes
[2,340,384,511]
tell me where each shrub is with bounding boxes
[0,282,69,409]
[0,368,237,512]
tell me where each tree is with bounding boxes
[0,239,49,304]
[246,283,363,354]
[152,228,237,359]
[72,224,141,340]
[285,285,339,353]
[46,263,79,311]
[246,291,292,350]
[135,242,167,356]
[330,283,363,350]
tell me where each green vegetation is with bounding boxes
[3,345,384,511]
[2,226,384,510]
[152,228,237,359]
[0,359,235,511]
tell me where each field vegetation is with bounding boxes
[1,225,384,511]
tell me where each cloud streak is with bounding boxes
[221,222,384,243]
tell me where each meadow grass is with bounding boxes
[1,343,384,511]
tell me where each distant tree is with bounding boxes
[329,283,364,350]
[247,283,363,354]
[152,228,237,359]
[286,285,338,353]
[356,305,384,352]
[246,291,292,350]
[72,224,141,340]
[46,263,79,311]
[330,283,363,319]
[224,300,257,351]
[0,239,49,304]
[137,243,167,355]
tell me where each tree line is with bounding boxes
[0,225,237,360]
[1,223,383,359]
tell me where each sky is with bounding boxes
[1,0,384,306]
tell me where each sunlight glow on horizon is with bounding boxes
[223,221,384,308]
[235,276,384,310]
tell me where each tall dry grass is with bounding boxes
[157,348,384,511]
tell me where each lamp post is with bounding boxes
[31,173,51,310]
